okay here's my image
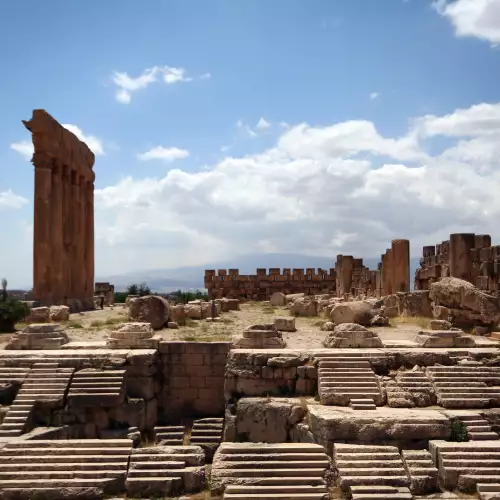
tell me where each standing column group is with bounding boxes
[32,153,94,307]
[381,239,410,295]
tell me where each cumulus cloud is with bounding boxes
[434,0,500,44]
[10,140,33,160]
[0,190,29,209]
[112,65,205,103]
[370,92,379,100]
[92,101,500,274]
[256,117,271,130]
[10,125,104,158]
[137,146,190,162]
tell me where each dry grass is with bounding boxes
[89,316,127,329]
[390,315,431,330]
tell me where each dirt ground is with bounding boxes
[0,302,431,350]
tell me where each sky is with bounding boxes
[1,0,500,288]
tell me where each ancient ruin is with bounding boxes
[23,109,95,309]
[205,239,410,301]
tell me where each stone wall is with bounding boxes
[415,233,500,292]
[159,341,231,420]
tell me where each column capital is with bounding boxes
[33,153,53,170]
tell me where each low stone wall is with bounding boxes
[225,350,317,400]
[159,341,231,420]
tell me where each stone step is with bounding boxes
[215,468,326,478]
[193,422,223,428]
[219,444,325,454]
[339,476,410,488]
[156,432,184,439]
[190,436,221,443]
[223,477,327,486]
[469,432,500,441]
[336,454,401,461]
[0,454,131,463]
[337,469,406,477]
[437,388,500,393]
[221,461,330,470]
[0,479,113,488]
[191,427,222,434]
[127,469,188,478]
[125,476,181,495]
[224,494,328,499]
[0,471,125,480]
[441,451,500,458]
[443,460,500,467]
[477,483,500,493]
[335,445,399,453]
[220,453,329,462]
[0,462,127,471]
[438,398,491,408]
[130,461,186,470]
[155,426,185,432]
[337,461,404,469]
[226,485,327,494]
[465,425,492,432]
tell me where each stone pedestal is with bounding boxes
[106,322,161,349]
[5,323,69,350]
[414,329,476,348]
[233,324,286,348]
[323,323,383,348]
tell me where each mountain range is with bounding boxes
[96,253,420,292]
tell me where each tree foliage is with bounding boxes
[171,289,208,304]
[0,278,29,333]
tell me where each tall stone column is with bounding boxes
[62,165,72,303]
[33,154,53,304]
[70,170,81,302]
[77,174,87,303]
[391,239,410,293]
[385,249,394,295]
[50,161,64,304]
[450,233,475,282]
[85,178,95,304]
[340,255,354,297]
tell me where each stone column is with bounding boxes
[77,174,87,303]
[450,233,475,282]
[50,161,64,304]
[85,178,95,305]
[340,255,354,297]
[70,170,81,302]
[385,249,394,295]
[33,154,53,304]
[62,165,71,303]
[391,239,410,293]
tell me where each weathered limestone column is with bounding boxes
[70,170,81,301]
[391,239,410,293]
[85,178,95,304]
[385,249,394,295]
[50,161,64,304]
[77,174,87,303]
[450,233,475,282]
[62,165,72,303]
[340,255,354,296]
[33,154,53,304]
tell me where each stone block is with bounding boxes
[274,316,296,332]
[171,376,191,388]
[125,376,156,400]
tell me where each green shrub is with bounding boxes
[0,298,29,333]
[449,419,469,442]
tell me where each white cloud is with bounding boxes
[0,190,29,209]
[256,117,271,130]
[10,140,33,160]
[112,65,205,103]
[434,0,500,44]
[137,146,190,162]
[88,100,500,277]
[279,121,290,129]
[370,92,379,100]
[62,124,105,156]
[11,125,104,158]
[236,119,258,137]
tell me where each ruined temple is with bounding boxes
[23,109,95,309]
[415,233,500,292]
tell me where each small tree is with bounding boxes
[126,284,139,295]
[138,282,151,296]
[0,278,29,333]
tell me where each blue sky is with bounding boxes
[2,0,500,287]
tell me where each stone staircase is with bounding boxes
[213,443,330,499]
[67,369,125,407]
[0,363,74,439]
[0,439,132,496]
[189,417,224,459]
[456,414,500,441]
[334,444,411,496]
[401,449,438,495]
[430,440,500,492]
[426,366,500,408]
[385,370,435,408]
[126,445,205,497]
[316,356,382,406]
[350,399,377,410]
[154,425,185,445]
[477,483,500,500]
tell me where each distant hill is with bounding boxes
[97,253,420,292]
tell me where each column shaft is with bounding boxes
[70,171,80,301]
[86,180,95,304]
[62,165,71,303]
[33,160,52,304]
[392,239,410,293]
